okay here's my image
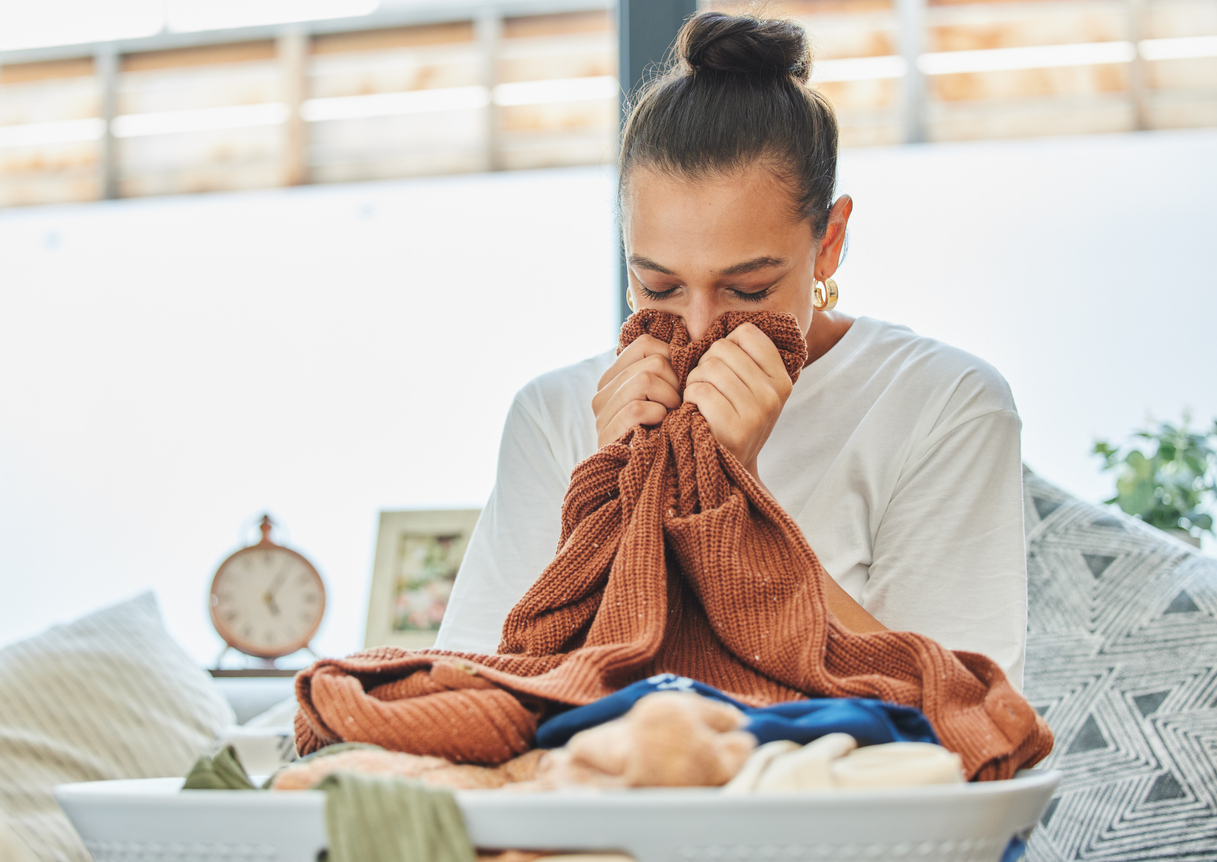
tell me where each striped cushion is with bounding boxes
[0,592,235,861]
[0,812,38,862]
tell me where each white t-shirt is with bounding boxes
[437,317,1027,689]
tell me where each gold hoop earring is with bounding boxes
[813,277,839,311]
[626,289,636,312]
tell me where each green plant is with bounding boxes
[1093,413,1217,538]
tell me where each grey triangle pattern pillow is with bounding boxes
[1022,467,1217,861]
[0,592,235,861]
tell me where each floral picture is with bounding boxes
[391,532,463,632]
[365,509,481,649]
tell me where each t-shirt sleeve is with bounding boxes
[860,407,1028,690]
[434,389,572,654]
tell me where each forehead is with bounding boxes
[622,164,810,265]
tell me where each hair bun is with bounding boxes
[677,12,810,83]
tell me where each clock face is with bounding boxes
[209,545,325,659]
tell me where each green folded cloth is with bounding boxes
[182,744,476,862]
[317,770,476,862]
[183,742,381,790]
[182,744,258,790]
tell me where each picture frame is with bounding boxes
[364,508,482,650]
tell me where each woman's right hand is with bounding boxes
[592,334,682,448]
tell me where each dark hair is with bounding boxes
[618,11,839,239]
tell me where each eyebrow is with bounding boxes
[717,256,787,276]
[627,255,676,275]
[627,255,787,277]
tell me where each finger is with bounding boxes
[595,354,680,445]
[596,335,671,392]
[684,357,760,422]
[699,339,772,392]
[595,369,681,442]
[593,346,678,416]
[692,340,782,417]
[682,379,741,438]
[726,323,796,386]
[608,364,682,413]
[600,399,669,443]
[593,354,681,423]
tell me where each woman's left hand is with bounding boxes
[682,322,794,479]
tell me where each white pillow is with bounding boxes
[0,810,38,862]
[0,592,235,861]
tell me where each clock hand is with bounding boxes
[260,562,290,616]
[266,564,291,598]
[262,562,293,613]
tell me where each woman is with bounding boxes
[436,12,1028,688]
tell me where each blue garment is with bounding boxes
[534,673,938,749]
[1000,836,1027,862]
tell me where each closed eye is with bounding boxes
[730,285,773,302]
[639,282,775,302]
[639,285,677,300]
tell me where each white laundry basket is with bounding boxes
[56,769,1059,862]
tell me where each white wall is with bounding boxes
[1,128,1214,663]
[833,128,1217,517]
[0,166,619,662]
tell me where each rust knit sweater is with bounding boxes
[295,310,1053,780]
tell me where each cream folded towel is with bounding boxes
[722,736,964,793]
[830,742,964,789]
[721,740,799,794]
[755,733,857,792]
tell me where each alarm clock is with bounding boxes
[209,515,326,662]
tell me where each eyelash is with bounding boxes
[734,287,772,303]
[638,286,773,302]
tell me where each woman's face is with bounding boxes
[621,163,850,343]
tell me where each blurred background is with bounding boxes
[1,0,1215,666]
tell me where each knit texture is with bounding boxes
[295,310,1053,780]
[318,771,476,862]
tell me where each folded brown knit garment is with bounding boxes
[295,310,1053,780]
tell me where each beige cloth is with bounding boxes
[726,735,963,793]
[273,749,544,792]
[830,742,964,789]
[535,692,755,788]
[721,740,800,794]
[753,733,857,792]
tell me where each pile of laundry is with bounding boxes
[186,676,970,862]
[272,675,965,793]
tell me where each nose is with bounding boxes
[681,288,722,342]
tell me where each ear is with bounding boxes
[815,195,853,279]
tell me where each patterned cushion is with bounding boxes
[0,592,236,861]
[1023,467,1217,861]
